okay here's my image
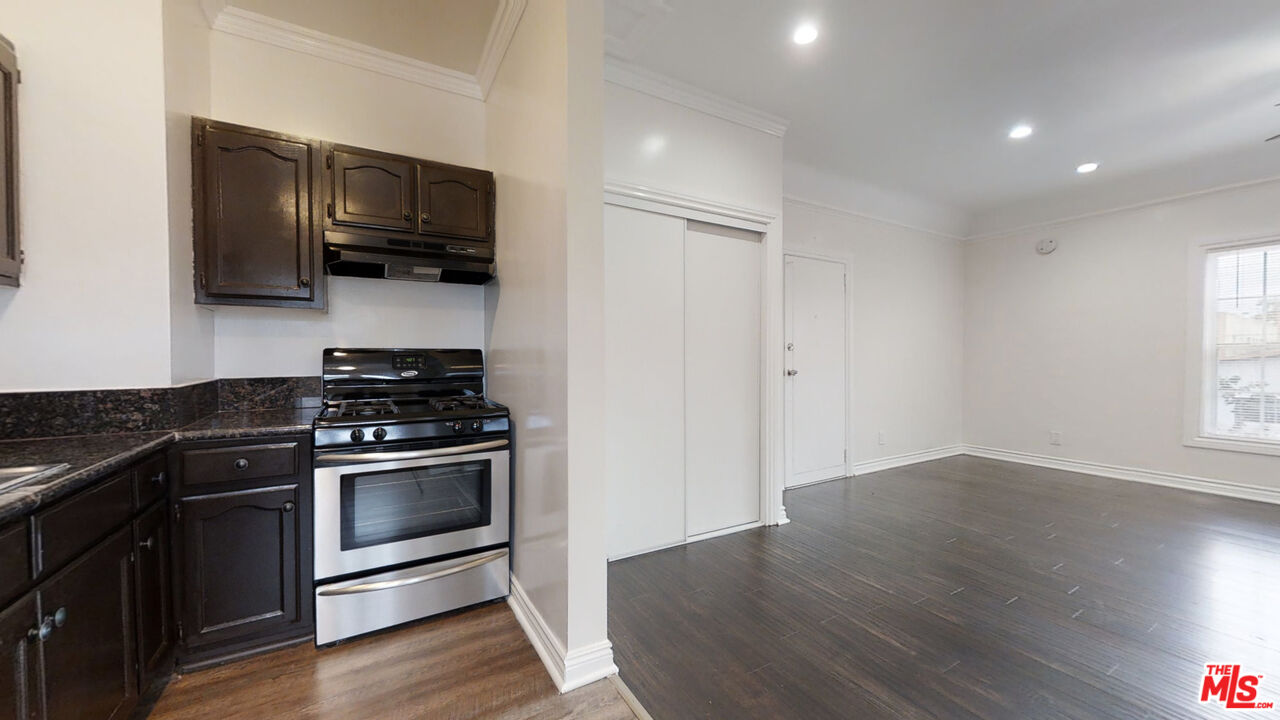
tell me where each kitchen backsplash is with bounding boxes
[0,377,320,441]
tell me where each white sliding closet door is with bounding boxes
[684,222,761,537]
[604,204,687,559]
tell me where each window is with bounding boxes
[1197,241,1280,448]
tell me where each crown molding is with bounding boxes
[604,58,789,138]
[207,6,485,100]
[783,195,966,241]
[475,0,526,98]
[605,180,777,231]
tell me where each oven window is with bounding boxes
[340,460,491,550]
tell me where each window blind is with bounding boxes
[1205,242,1280,442]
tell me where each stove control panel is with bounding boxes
[315,416,510,449]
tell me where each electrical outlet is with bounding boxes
[1049,431,1063,446]
[878,431,886,446]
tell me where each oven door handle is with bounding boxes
[316,549,509,596]
[315,439,509,464]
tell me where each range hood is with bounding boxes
[324,231,494,285]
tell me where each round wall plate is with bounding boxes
[1036,238,1058,255]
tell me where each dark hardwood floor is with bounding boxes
[147,603,639,720]
[608,455,1280,720]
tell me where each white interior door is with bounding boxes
[784,255,847,488]
[604,204,687,559]
[685,222,761,536]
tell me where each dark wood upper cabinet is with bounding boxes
[417,162,493,242]
[38,527,137,720]
[329,146,414,232]
[0,35,19,288]
[192,118,324,309]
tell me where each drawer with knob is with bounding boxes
[177,441,301,488]
[133,452,168,509]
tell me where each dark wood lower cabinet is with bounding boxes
[0,592,38,720]
[176,484,308,664]
[133,502,172,691]
[38,526,136,720]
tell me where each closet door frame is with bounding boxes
[603,182,786,541]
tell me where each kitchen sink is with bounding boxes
[0,464,70,493]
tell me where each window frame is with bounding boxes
[1183,234,1280,457]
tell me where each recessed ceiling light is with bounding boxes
[1076,162,1099,174]
[792,23,818,45]
[1008,124,1034,140]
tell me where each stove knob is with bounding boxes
[451,421,464,434]
[350,428,365,442]
[470,420,482,432]
[373,427,387,441]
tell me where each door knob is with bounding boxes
[786,369,799,376]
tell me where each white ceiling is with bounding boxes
[606,0,1280,235]
[228,0,500,74]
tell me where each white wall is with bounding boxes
[163,0,215,384]
[0,0,173,391]
[964,179,1280,491]
[485,0,611,688]
[206,31,489,377]
[784,198,966,466]
[604,83,782,212]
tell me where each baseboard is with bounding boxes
[962,445,1280,506]
[852,445,966,475]
[507,576,618,694]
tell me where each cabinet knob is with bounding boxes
[282,501,295,513]
[785,369,799,376]
[233,458,249,471]
[29,617,52,642]
[299,277,311,288]
[420,212,432,224]
[140,536,156,551]
[151,471,166,485]
[403,211,412,221]
[53,607,67,628]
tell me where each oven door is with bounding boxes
[314,440,510,580]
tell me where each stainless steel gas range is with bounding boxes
[311,348,510,644]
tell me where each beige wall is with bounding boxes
[163,0,215,384]
[964,179,1280,490]
[0,0,173,391]
[484,0,611,687]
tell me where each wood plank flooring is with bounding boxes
[608,456,1280,720]
[147,603,639,720]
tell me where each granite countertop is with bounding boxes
[0,408,319,526]
[0,432,172,524]
[173,407,319,441]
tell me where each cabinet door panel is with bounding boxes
[331,148,414,232]
[0,592,39,720]
[194,120,321,307]
[0,38,18,288]
[417,164,492,241]
[39,527,137,720]
[179,486,302,649]
[133,503,172,692]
